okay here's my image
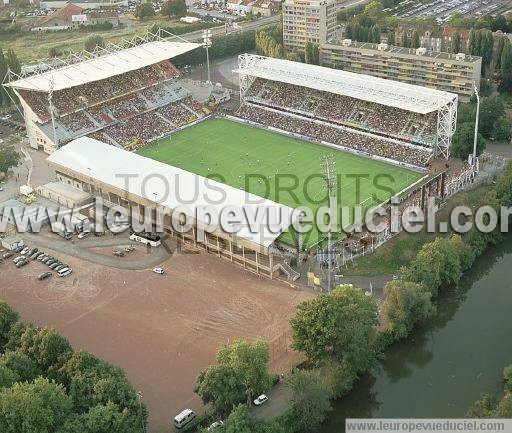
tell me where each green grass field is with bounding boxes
[138,118,423,247]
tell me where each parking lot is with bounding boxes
[0,228,312,433]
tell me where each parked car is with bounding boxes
[41,256,52,264]
[153,267,164,274]
[46,259,57,266]
[113,250,124,257]
[54,264,65,272]
[14,245,24,253]
[3,252,14,259]
[174,409,196,429]
[207,420,224,431]
[58,268,72,277]
[20,247,29,255]
[49,262,61,270]
[77,230,91,239]
[16,258,29,268]
[38,272,52,280]
[38,254,48,262]
[13,255,26,264]
[27,248,38,256]
[31,251,44,260]
[253,395,268,406]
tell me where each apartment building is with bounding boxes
[283,0,337,52]
[320,40,482,102]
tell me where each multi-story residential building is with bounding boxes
[283,0,337,52]
[320,40,482,102]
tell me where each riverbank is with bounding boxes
[321,233,512,431]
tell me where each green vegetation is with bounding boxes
[195,339,272,415]
[0,301,147,433]
[139,118,421,247]
[161,0,187,19]
[467,364,512,418]
[84,34,105,52]
[0,142,20,176]
[135,3,156,21]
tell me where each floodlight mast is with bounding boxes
[321,154,337,292]
[203,30,212,97]
[472,82,480,167]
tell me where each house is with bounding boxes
[40,0,128,9]
[35,2,84,30]
[420,30,442,52]
[442,27,471,53]
[86,11,120,27]
[252,0,279,16]
[226,0,254,15]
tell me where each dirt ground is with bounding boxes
[0,248,312,433]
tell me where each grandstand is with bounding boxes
[234,54,459,165]
[4,32,208,153]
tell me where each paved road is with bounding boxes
[21,231,171,270]
[251,382,293,421]
[173,14,280,43]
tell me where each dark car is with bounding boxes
[41,256,51,264]
[27,248,38,256]
[46,259,57,266]
[16,258,29,268]
[14,245,24,253]
[38,272,52,281]
[48,262,60,270]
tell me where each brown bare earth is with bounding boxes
[0,249,312,433]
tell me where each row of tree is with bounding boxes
[344,23,382,44]
[0,48,21,107]
[0,302,147,433]
[451,96,510,160]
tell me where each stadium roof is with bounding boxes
[47,137,298,249]
[6,40,200,93]
[234,54,458,114]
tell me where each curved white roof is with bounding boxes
[47,137,298,249]
[235,54,458,115]
[6,40,200,93]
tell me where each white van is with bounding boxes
[58,267,72,277]
[174,409,196,429]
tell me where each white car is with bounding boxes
[77,230,90,239]
[253,394,268,406]
[207,420,224,431]
[153,267,164,274]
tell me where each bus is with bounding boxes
[129,231,161,247]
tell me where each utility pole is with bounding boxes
[48,77,58,151]
[203,29,212,98]
[472,81,480,167]
[320,154,337,292]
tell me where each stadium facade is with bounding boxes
[4,33,202,154]
[235,54,458,162]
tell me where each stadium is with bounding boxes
[4,32,477,280]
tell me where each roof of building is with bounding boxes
[235,54,458,114]
[47,137,297,249]
[442,27,471,39]
[6,40,200,93]
[40,2,84,24]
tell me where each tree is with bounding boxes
[451,122,485,160]
[291,285,378,369]
[479,97,505,137]
[387,32,396,45]
[503,364,512,392]
[287,370,332,433]
[195,339,272,414]
[134,3,155,20]
[383,280,435,340]
[411,30,420,49]
[18,326,72,377]
[451,32,462,53]
[0,365,18,389]
[0,351,41,383]
[84,34,105,52]
[467,393,499,418]
[0,377,73,433]
[223,404,253,433]
[0,49,8,106]
[0,301,19,351]
[401,32,409,48]
[48,47,60,58]
[501,42,512,75]
[495,161,512,207]
[161,0,187,18]
[0,143,20,176]
[304,42,319,65]
[401,237,462,296]
[493,117,511,141]
[498,71,512,94]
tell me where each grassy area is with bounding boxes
[2,17,204,63]
[344,185,492,276]
[138,118,422,247]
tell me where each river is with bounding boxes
[321,236,512,432]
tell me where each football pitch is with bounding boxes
[138,118,423,247]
